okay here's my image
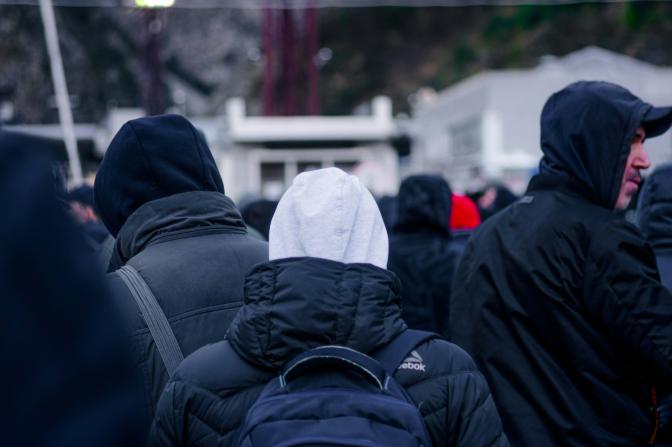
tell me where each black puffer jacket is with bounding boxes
[388,175,458,336]
[450,81,672,446]
[150,257,509,447]
[95,115,268,431]
[638,163,672,290]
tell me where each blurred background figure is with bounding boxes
[469,183,518,222]
[376,195,399,233]
[0,130,143,447]
[240,198,278,241]
[388,174,457,337]
[449,193,481,256]
[66,184,110,246]
[637,163,672,289]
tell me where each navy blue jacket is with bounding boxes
[150,257,508,447]
[94,115,268,431]
[388,175,458,336]
[637,164,672,290]
[450,82,672,446]
[1,130,144,447]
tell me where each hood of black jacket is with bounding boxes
[227,257,407,370]
[109,190,246,270]
[94,114,225,237]
[394,174,452,236]
[637,164,672,251]
[539,81,652,209]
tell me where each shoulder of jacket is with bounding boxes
[415,337,480,376]
[587,216,646,257]
[173,340,272,392]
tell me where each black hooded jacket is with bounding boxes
[94,115,268,431]
[1,132,144,447]
[388,175,457,336]
[450,81,672,447]
[638,164,672,290]
[150,257,509,447]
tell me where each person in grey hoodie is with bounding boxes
[150,167,508,447]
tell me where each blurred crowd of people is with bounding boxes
[4,81,672,447]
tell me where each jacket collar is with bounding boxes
[110,191,245,269]
[227,257,407,370]
[526,173,603,207]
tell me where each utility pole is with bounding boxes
[281,8,299,116]
[39,0,83,185]
[262,1,321,116]
[262,6,276,116]
[141,9,164,115]
[306,2,319,115]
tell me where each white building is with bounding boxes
[212,96,399,201]
[410,46,672,194]
[6,98,399,203]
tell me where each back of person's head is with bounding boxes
[241,199,278,241]
[376,195,398,233]
[394,174,452,235]
[450,194,480,231]
[67,184,96,208]
[637,163,672,251]
[269,167,388,269]
[67,184,101,223]
[0,133,143,446]
[94,114,224,237]
[539,81,672,209]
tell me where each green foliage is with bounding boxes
[623,2,661,30]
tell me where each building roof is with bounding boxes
[225,96,395,143]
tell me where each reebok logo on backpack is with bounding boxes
[237,330,437,447]
[400,350,426,372]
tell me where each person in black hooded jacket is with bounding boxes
[450,81,672,446]
[94,114,268,433]
[388,175,458,336]
[1,130,144,447]
[637,163,672,290]
[150,167,508,447]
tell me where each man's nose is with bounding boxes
[635,148,652,170]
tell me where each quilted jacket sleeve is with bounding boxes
[444,346,509,447]
[400,338,509,447]
[148,341,271,447]
[149,381,182,447]
[446,368,509,447]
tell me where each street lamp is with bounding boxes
[135,0,175,7]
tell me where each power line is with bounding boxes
[0,0,670,8]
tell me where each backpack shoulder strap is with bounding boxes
[372,329,438,375]
[116,265,184,377]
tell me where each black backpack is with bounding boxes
[237,329,437,447]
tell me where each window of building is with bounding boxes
[449,117,482,164]
[260,162,285,199]
[298,161,323,173]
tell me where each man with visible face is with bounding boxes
[615,126,650,210]
[450,81,672,447]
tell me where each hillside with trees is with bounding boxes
[1,2,672,123]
